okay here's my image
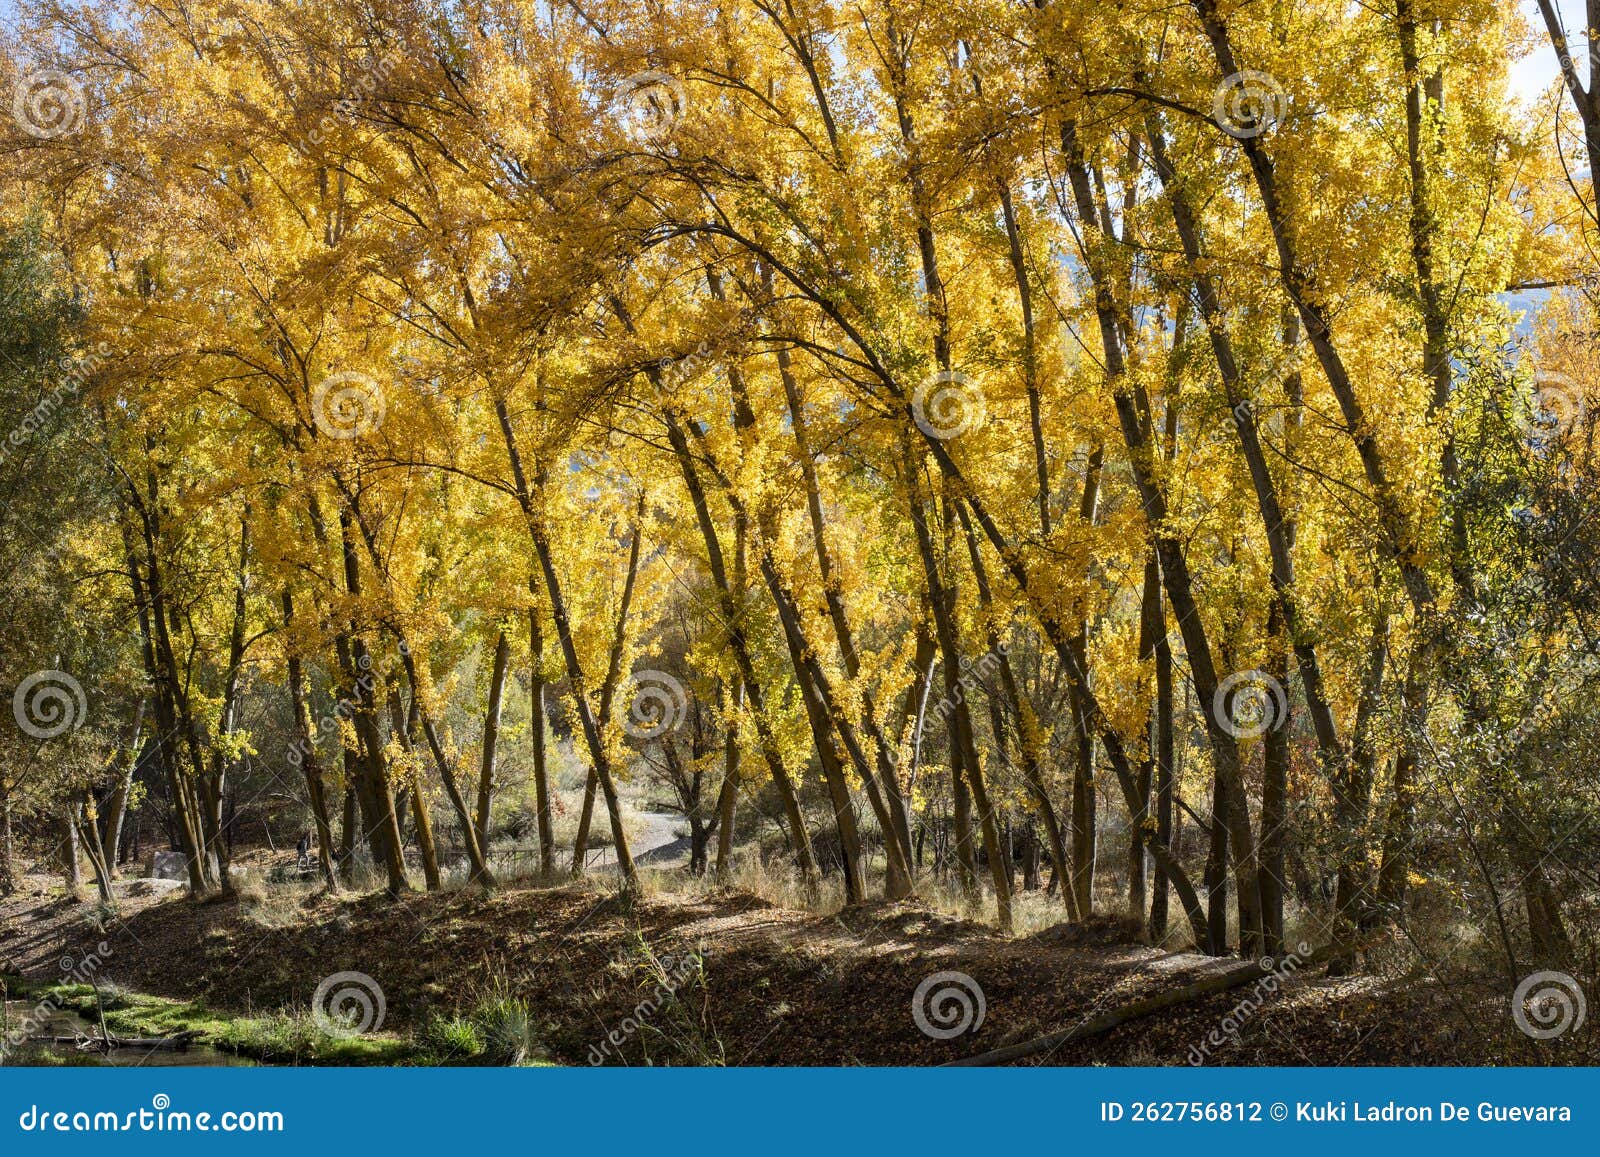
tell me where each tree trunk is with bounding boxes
[389,690,442,891]
[1068,448,1104,923]
[398,649,494,886]
[78,796,115,905]
[121,498,207,896]
[495,397,635,890]
[714,678,742,877]
[651,406,818,896]
[101,698,146,875]
[200,512,253,900]
[911,483,1011,930]
[283,590,340,892]
[475,630,512,854]
[338,781,358,885]
[1060,116,1262,954]
[1130,556,1163,932]
[1205,776,1230,955]
[333,509,409,897]
[958,502,1072,917]
[1376,664,1426,917]
[0,777,14,895]
[1149,572,1177,942]
[572,494,647,880]
[770,301,913,898]
[1260,603,1289,956]
[59,809,82,900]
[528,605,556,876]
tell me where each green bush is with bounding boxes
[416,1015,484,1063]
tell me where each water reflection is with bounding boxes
[2,1000,255,1067]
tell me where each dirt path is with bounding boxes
[0,874,1584,1065]
[583,812,688,871]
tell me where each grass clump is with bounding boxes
[413,988,547,1066]
[415,1015,484,1063]
[49,985,416,1065]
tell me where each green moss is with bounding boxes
[13,1048,105,1067]
[14,980,557,1067]
[48,986,417,1066]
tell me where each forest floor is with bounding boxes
[0,863,1589,1066]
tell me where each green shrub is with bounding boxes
[472,996,537,1066]
[416,1015,484,1063]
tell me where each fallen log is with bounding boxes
[945,943,1336,1067]
[40,1029,203,1051]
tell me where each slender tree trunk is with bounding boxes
[338,781,358,885]
[1069,447,1103,922]
[714,678,742,877]
[769,298,913,898]
[1536,0,1600,186]
[1149,567,1176,943]
[101,698,146,875]
[958,503,1072,917]
[571,768,600,875]
[997,180,1052,539]
[1189,0,1437,620]
[494,397,635,889]
[1260,603,1289,956]
[1060,116,1263,954]
[121,508,207,896]
[1335,595,1390,933]
[200,512,253,899]
[59,809,82,900]
[888,35,1010,927]
[283,590,339,892]
[333,507,409,897]
[78,796,115,904]
[0,777,14,895]
[1130,557,1164,932]
[910,482,1011,929]
[398,649,494,886]
[1377,664,1426,915]
[1204,777,1230,955]
[475,631,512,853]
[389,691,441,891]
[528,604,556,876]
[651,407,818,895]
[571,493,646,880]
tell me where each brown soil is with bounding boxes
[1,869,1587,1065]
